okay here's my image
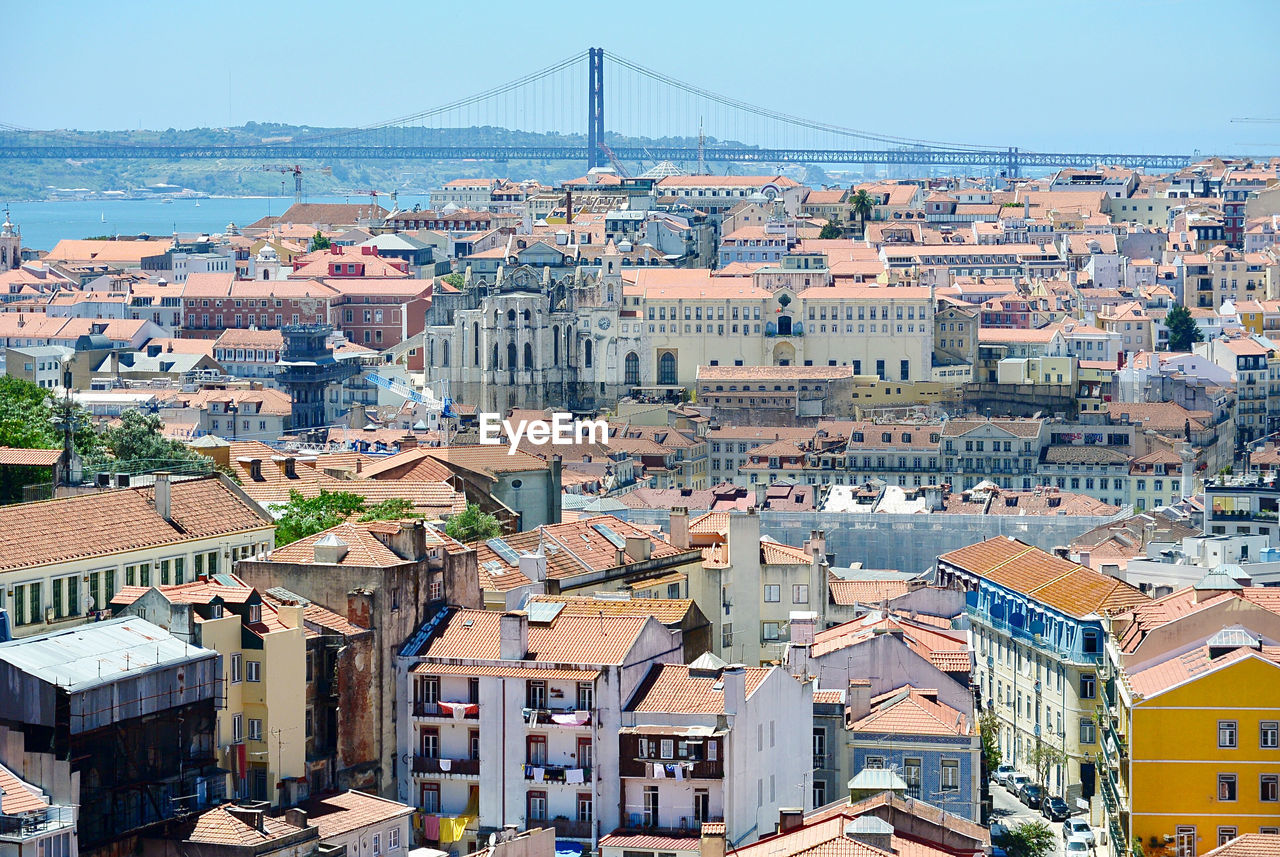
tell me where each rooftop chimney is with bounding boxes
[226,806,266,832]
[778,809,804,833]
[153,471,172,521]
[518,549,547,583]
[500,610,529,660]
[670,506,690,550]
[722,664,745,717]
[284,808,309,829]
[846,678,872,723]
[624,534,652,562]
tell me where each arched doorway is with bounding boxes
[777,314,793,336]
[773,342,795,366]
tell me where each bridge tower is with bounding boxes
[587,47,605,170]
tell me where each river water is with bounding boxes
[9,194,436,252]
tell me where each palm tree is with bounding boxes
[849,189,875,237]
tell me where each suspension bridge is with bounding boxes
[1,48,1211,175]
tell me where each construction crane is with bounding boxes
[597,142,631,179]
[261,165,331,205]
[339,188,396,212]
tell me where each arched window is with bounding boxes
[491,343,499,370]
[522,309,531,322]
[427,339,434,368]
[441,340,450,367]
[507,309,516,322]
[524,342,534,370]
[624,351,639,386]
[659,352,677,386]
[584,340,593,369]
[553,326,560,364]
[507,342,517,372]
[473,323,480,366]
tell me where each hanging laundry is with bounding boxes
[438,758,451,771]
[533,767,545,782]
[566,768,585,784]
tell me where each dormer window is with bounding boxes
[211,603,224,619]
[247,604,262,624]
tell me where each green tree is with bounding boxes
[0,377,59,450]
[849,188,875,236]
[309,230,331,252]
[1000,821,1055,857]
[1025,743,1066,787]
[1164,303,1203,351]
[444,503,502,543]
[358,497,420,522]
[274,489,367,546]
[979,709,1002,772]
[440,272,465,289]
[818,219,842,240]
[90,409,206,472]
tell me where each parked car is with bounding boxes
[1063,818,1096,848]
[988,821,1009,843]
[991,764,1016,785]
[1064,836,1091,854]
[1041,795,1070,821]
[1018,782,1044,808]
[1005,773,1030,794]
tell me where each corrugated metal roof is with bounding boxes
[0,616,214,692]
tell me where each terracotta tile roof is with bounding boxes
[1127,644,1280,699]
[299,789,414,839]
[412,608,652,665]
[811,613,968,661]
[1115,585,1280,652]
[0,761,48,815]
[301,602,370,636]
[422,445,551,477]
[527,594,694,625]
[761,538,815,565]
[471,515,695,585]
[626,663,773,714]
[940,418,1044,438]
[0,447,62,466]
[1203,833,1280,857]
[0,475,270,573]
[214,328,284,349]
[408,662,600,680]
[851,686,972,737]
[598,833,700,851]
[812,689,846,705]
[269,520,464,568]
[186,806,304,845]
[939,537,1148,618]
[828,579,911,606]
[357,449,456,482]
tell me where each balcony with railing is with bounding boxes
[966,606,1103,665]
[0,806,76,842]
[522,763,591,784]
[619,756,725,779]
[413,756,481,777]
[622,814,724,836]
[413,700,479,719]
[524,708,592,728]
[551,819,595,839]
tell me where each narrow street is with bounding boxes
[990,783,1105,856]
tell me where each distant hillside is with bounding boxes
[0,122,775,200]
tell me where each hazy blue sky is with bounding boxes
[13,0,1280,155]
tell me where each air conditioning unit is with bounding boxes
[96,472,112,488]
[116,473,131,488]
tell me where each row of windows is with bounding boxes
[2,548,243,626]
[1218,720,1280,749]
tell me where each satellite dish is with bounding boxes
[488,834,497,848]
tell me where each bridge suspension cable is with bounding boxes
[602,50,1004,152]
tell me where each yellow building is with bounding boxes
[1117,638,1280,854]
[111,578,308,807]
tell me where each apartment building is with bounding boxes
[0,473,274,638]
[676,508,830,665]
[237,519,480,796]
[395,607,683,853]
[1103,576,1280,852]
[937,537,1147,800]
[939,418,1047,492]
[110,577,307,807]
[612,657,812,854]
